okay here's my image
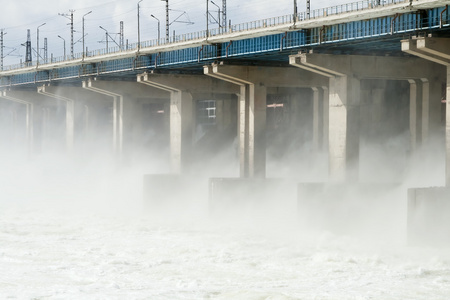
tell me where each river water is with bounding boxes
[1,155,450,299]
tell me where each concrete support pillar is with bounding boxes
[312,86,328,152]
[37,85,76,153]
[0,91,38,154]
[409,79,422,151]
[329,75,361,182]
[249,84,267,178]
[138,73,237,174]
[447,67,450,186]
[312,87,321,151]
[291,52,442,182]
[170,90,194,173]
[322,86,330,151]
[205,64,327,178]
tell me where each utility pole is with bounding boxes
[44,37,48,63]
[82,11,92,58]
[37,23,46,65]
[161,0,169,42]
[307,0,310,19]
[206,0,209,37]
[0,29,5,71]
[151,15,161,43]
[58,35,66,59]
[222,0,227,30]
[294,0,298,22]
[59,10,75,58]
[120,21,124,50]
[138,0,143,50]
[25,29,32,66]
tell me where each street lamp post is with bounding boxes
[82,11,92,59]
[58,35,66,59]
[210,0,221,28]
[99,26,109,53]
[151,15,161,43]
[137,0,143,50]
[37,23,46,65]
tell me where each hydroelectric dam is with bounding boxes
[1,0,450,245]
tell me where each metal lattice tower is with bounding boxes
[164,0,169,42]
[44,37,48,63]
[59,10,75,58]
[120,21,124,50]
[307,0,310,19]
[25,29,32,66]
[0,29,4,71]
[222,0,227,29]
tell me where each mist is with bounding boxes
[1,74,450,299]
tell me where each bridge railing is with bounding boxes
[0,0,418,72]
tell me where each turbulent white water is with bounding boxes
[1,153,450,299]
[2,204,450,300]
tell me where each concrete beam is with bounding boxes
[402,38,450,66]
[417,37,450,63]
[207,63,328,88]
[138,72,239,94]
[290,52,443,79]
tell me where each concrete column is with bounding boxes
[0,91,34,154]
[238,85,249,177]
[170,90,194,173]
[447,67,450,186]
[138,73,236,174]
[290,52,443,182]
[328,75,361,182]
[312,87,329,152]
[249,84,267,178]
[322,86,330,151]
[409,79,422,151]
[312,87,321,151]
[37,85,76,153]
[205,64,327,178]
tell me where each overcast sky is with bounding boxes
[0,0,348,66]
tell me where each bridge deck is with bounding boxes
[0,0,449,87]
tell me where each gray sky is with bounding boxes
[0,0,347,66]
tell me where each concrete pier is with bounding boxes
[402,37,450,245]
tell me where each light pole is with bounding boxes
[58,35,66,59]
[99,26,109,53]
[210,0,221,27]
[137,0,143,50]
[37,23,46,65]
[151,15,161,43]
[82,11,92,58]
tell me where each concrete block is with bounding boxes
[408,187,450,246]
[298,182,402,237]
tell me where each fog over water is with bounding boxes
[1,77,450,299]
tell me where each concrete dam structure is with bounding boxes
[1,0,450,245]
